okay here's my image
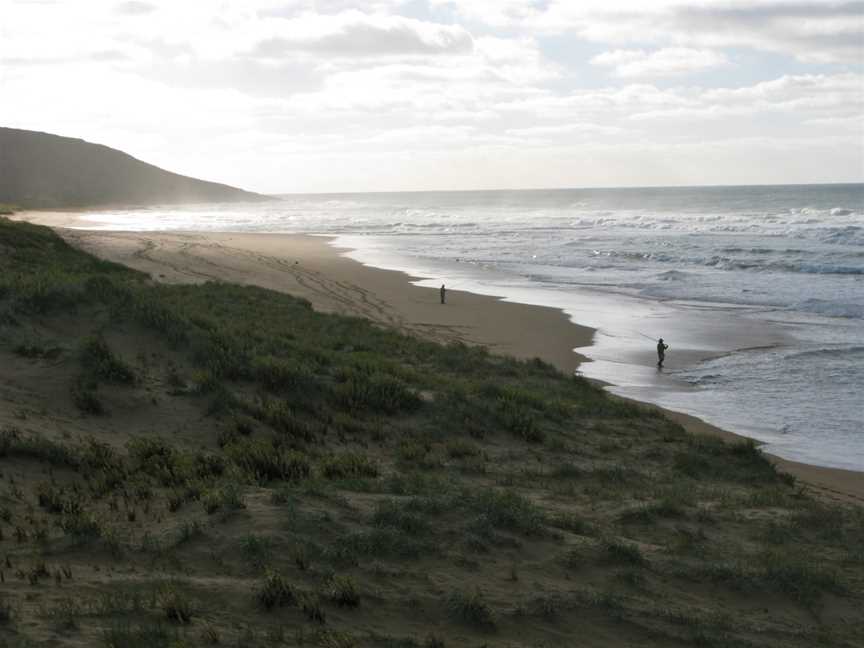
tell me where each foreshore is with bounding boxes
[13,211,864,504]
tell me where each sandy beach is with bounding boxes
[13,211,864,504]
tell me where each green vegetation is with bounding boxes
[257,571,296,610]
[0,217,862,647]
[446,589,495,628]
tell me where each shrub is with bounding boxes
[0,597,13,625]
[128,437,182,486]
[71,380,104,415]
[326,575,360,608]
[232,414,257,437]
[445,439,480,459]
[331,528,429,562]
[0,426,19,457]
[0,429,79,467]
[473,490,546,536]
[80,438,124,476]
[249,397,318,441]
[240,534,274,570]
[675,437,786,485]
[253,356,317,394]
[300,593,326,624]
[321,452,378,480]
[79,336,136,384]
[446,589,495,628]
[619,499,686,524]
[603,539,647,566]
[194,453,226,479]
[396,440,436,468]
[372,500,431,536]
[156,584,194,624]
[202,482,246,514]
[257,571,295,610]
[226,439,311,483]
[103,622,178,648]
[37,482,82,515]
[13,339,62,359]
[760,550,841,605]
[177,520,205,544]
[496,398,543,443]
[549,512,591,535]
[59,511,103,539]
[336,370,421,415]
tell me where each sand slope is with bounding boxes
[30,223,861,504]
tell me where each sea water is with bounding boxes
[76,184,864,471]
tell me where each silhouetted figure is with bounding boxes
[440,284,446,304]
[657,338,669,367]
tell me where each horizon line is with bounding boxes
[270,180,864,197]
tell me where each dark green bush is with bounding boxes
[321,452,379,479]
[226,439,311,483]
[446,589,495,628]
[257,571,295,610]
[79,336,136,384]
[336,370,421,415]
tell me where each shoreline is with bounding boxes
[11,211,864,503]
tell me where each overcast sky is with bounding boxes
[1,0,862,193]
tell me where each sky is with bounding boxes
[1,0,862,193]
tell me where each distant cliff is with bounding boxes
[0,127,268,208]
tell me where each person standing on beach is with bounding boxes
[440,284,446,304]
[657,338,669,367]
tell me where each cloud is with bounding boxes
[506,123,624,137]
[428,0,547,27]
[631,73,864,121]
[116,1,156,15]
[591,48,729,78]
[258,1,408,19]
[3,0,861,191]
[252,11,473,57]
[492,73,863,138]
[442,1,864,65]
[496,83,693,120]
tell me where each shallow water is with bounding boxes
[74,184,864,470]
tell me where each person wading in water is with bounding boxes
[657,338,669,367]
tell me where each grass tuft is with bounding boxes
[326,574,360,608]
[446,589,495,628]
[257,571,295,610]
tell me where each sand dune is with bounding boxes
[18,214,860,505]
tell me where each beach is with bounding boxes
[4,210,864,647]
[15,210,864,503]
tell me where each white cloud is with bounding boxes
[428,0,545,27]
[441,0,864,65]
[591,48,729,77]
[252,11,474,57]
[2,0,861,191]
[495,84,694,121]
[115,1,156,16]
[506,123,624,137]
[630,73,864,121]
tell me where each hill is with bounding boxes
[0,217,862,647]
[0,128,267,209]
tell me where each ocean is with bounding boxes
[75,184,864,471]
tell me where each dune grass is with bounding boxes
[0,217,862,647]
